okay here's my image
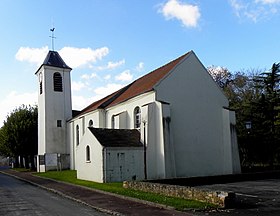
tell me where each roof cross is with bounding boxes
[49,27,56,51]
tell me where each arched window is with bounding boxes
[53,72,63,92]
[40,81,43,94]
[134,107,141,129]
[39,72,43,94]
[88,119,94,127]
[111,115,115,129]
[76,125,79,146]
[86,145,90,161]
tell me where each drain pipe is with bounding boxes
[102,147,106,183]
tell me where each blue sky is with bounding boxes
[1,0,280,126]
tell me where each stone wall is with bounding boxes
[123,181,230,207]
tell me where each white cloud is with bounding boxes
[72,81,87,91]
[104,74,111,80]
[0,91,37,127]
[81,73,97,80]
[72,83,125,111]
[229,0,280,22]
[60,47,109,68]
[136,62,144,71]
[255,0,280,4]
[15,46,48,66]
[15,46,109,69]
[97,59,125,71]
[94,83,125,97]
[115,70,133,82]
[72,95,94,111]
[159,0,201,28]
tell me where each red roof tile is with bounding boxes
[77,51,191,117]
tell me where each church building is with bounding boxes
[36,50,241,183]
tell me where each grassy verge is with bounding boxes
[35,170,216,211]
[12,168,32,172]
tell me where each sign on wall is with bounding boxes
[45,153,57,166]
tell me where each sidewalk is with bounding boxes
[1,169,193,216]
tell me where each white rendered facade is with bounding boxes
[36,51,72,172]
[37,50,241,181]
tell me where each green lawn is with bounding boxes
[35,170,216,211]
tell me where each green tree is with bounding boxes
[207,65,232,89]
[208,66,265,168]
[224,71,262,167]
[254,63,280,166]
[0,105,38,169]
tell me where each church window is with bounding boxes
[53,72,63,92]
[39,72,43,94]
[82,117,85,134]
[86,145,90,162]
[40,82,43,94]
[76,125,80,146]
[89,119,94,127]
[57,120,62,127]
[111,115,115,129]
[134,107,141,129]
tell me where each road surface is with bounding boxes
[0,172,108,216]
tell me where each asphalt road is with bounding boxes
[195,178,280,216]
[0,172,108,216]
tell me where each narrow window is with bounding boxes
[82,117,85,134]
[134,107,141,129]
[76,125,79,146]
[89,119,94,127]
[39,73,43,94]
[53,72,63,92]
[111,115,115,129]
[40,82,43,94]
[57,120,62,127]
[86,145,90,162]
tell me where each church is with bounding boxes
[35,50,241,183]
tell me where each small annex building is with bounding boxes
[76,128,144,182]
[36,50,241,183]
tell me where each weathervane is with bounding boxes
[49,27,56,51]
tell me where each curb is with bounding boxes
[0,170,123,216]
[34,173,176,211]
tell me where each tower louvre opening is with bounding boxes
[53,72,63,92]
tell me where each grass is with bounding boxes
[12,167,32,172]
[35,170,216,211]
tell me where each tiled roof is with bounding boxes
[78,51,191,116]
[88,127,142,147]
[36,51,71,74]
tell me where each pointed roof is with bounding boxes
[76,51,192,117]
[36,51,71,74]
[89,127,142,147]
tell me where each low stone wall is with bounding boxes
[123,181,230,207]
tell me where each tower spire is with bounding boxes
[49,27,56,51]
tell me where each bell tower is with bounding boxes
[35,51,72,172]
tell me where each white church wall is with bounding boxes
[82,110,102,129]
[38,66,72,155]
[104,147,144,182]
[142,102,166,179]
[161,103,176,178]
[76,129,104,182]
[37,69,46,155]
[221,109,241,174]
[105,92,155,129]
[112,111,127,129]
[154,52,235,177]
[222,108,234,173]
[37,94,46,155]
[68,122,75,170]
[69,109,106,171]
